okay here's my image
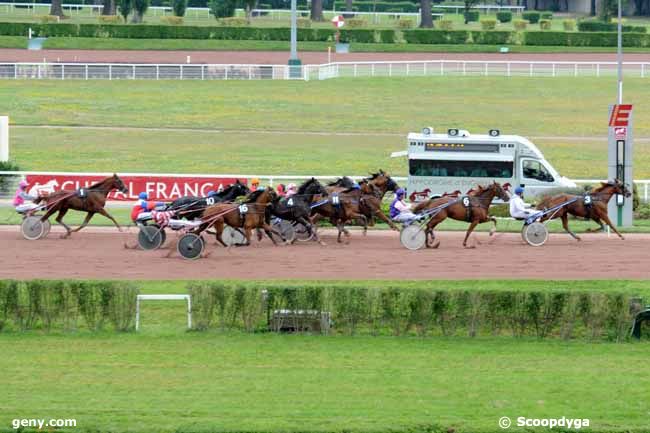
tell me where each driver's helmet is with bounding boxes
[19,180,28,189]
[514,186,525,196]
[138,192,148,200]
[207,190,217,198]
[395,188,406,198]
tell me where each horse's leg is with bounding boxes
[489,216,497,236]
[598,212,625,240]
[263,222,281,246]
[55,208,73,239]
[463,220,480,248]
[561,213,581,241]
[425,216,443,249]
[71,212,95,232]
[374,209,399,231]
[301,216,326,246]
[96,208,122,232]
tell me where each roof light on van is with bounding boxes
[422,127,434,135]
[489,129,500,137]
[448,129,459,137]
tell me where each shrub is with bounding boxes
[98,15,121,23]
[464,10,479,23]
[522,11,540,24]
[403,29,469,44]
[578,20,647,33]
[524,31,569,46]
[39,15,59,23]
[172,0,187,16]
[540,11,553,19]
[160,15,183,24]
[471,30,511,44]
[209,0,235,19]
[496,11,512,23]
[563,19,576,31]
[397,19,414,29]
[436,19,453,30]
[346,18,366,28]
[219,17,248,26]
[296,17,310,28]
[513,19,528,31]
[539,19,552,30]
[339,29,376,43]
[480,19,497,30]
[378,29,395,43]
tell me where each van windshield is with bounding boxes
[409,159,513,178]
[522,159,554,182]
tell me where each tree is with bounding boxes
[600,0,629,21]
[172,0,187,16]
[209,0,236,18]
[118,0,132,22]
[242,0,256,21]
[419,0,433,27]
[590,0,596,15]
[131,0,149,23]
[463,0,479,23]
[49,0,66,18]
[311,0,324,21]
[345,0,352,12]
[102,0,116,15]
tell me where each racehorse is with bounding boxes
[201,188,281,249]
[535,179,631,240]
[34,174,128,238]
[269,178,328,245]
[412,181,510,248]
[168,180,250,220]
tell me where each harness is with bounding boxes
[461,196,472,222]
[583,194,593,220]
[526,197,579,225]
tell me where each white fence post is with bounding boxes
[180,64,184,80]
[156,65,159,80]
[642,63,645,78]
[109,64,112,80]
[507,62,511,77]
[85,64,88,80]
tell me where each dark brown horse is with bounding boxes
[413,181,510,248]
[535,179,631,240]
[35,174,128,238]
[202,188,281,248]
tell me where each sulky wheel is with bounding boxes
[138,225,165,250]
[294,222,315,242]
[177,233,204,260]
[222,225,246,246]
[40,219,51,239]
[523,221,548,247]
[400,224,426,251]
[271,219,296,244]
[21,216,45,241]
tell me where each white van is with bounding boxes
[391,128,576,201]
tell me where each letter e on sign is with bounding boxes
[609,104,633,127]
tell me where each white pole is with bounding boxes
[135,297,140,331]
[0,116,8,162]
[187,296,192,329]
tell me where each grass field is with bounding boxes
[0,329,648,433]
[2,77,650,178]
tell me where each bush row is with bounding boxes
[578,20,647,33]
[188,282,638,341]
[0,280,139,332]
[2,22,649,47]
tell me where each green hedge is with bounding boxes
[464,10,479,22]
[333,1,418,12]
[187,282,637,341]
[522,11,540,24]
[578,20,647,33]
[525,31,650,47]
[471,30,511,44]
[0,280,139,332]
[496,11,512,23]
[403,29,469,44]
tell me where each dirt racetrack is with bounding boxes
[0,226,647,279]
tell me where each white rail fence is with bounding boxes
[1,171,649,202]
[2,61,650,81]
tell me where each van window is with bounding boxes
[409,159,513,178]
[522,159,554,182]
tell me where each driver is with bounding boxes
[131,192,166,222]
[13,180,40,214]
[509,186,537,220]
[390,188,417,223]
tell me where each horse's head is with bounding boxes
[232,180,250,197]
[491,181,510,202]
[612,178,632,198]
[369,170,398,193]
[299,178,327,197]
[112,174,128,194]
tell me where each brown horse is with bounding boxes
[413,181,510,248]
[535,179,631,240]
[35,174,128,238]
[311,186,371,243]
[201,188,281,248]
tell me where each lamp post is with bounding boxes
[288,0,302,78]
[617,0,622,104]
